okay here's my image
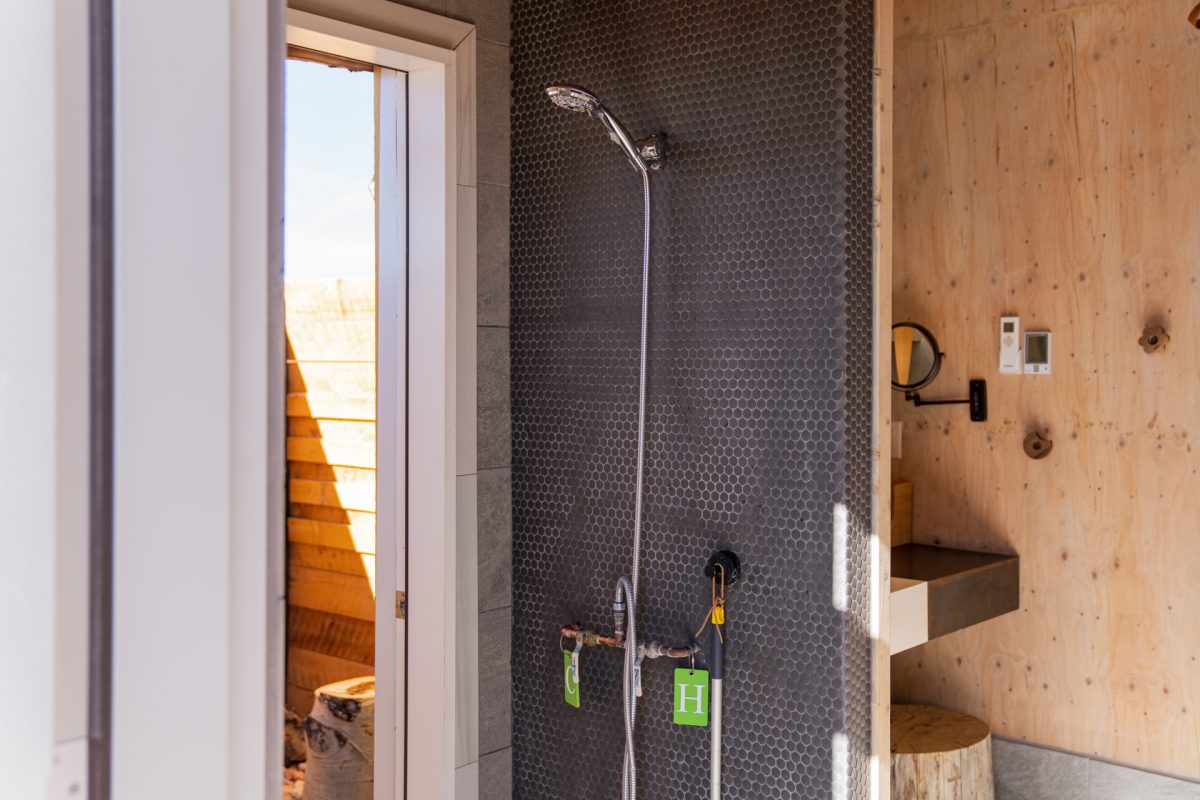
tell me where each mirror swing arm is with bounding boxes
[905,380,988,422]
[892,322,988,423]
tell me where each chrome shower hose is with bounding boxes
[619,168,652,800]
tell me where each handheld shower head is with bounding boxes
[546,85,601,114]
[545,84,664,173]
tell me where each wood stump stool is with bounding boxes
[891,704,994,800]
[305,676,375,800]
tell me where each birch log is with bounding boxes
[891,704,994,800]
[304,676,375,800]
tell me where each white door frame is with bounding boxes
[107,0,475,796]
[376,62,409,800]
[287,8,478,798]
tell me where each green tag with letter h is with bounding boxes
[673,668,709,726]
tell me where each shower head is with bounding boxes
[545,84,665,173]
[546,85,601,114]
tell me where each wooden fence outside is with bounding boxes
[284,278,376,715]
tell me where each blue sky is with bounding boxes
[284,60,375,281]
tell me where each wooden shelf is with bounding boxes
[890,544,1019,654]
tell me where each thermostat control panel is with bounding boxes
[1024,331,1052,375]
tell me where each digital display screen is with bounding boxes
[1003,321,1015,333]
[1026,334,1049,364]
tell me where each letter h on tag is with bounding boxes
[672,668,709,726]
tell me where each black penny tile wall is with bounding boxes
[509,2,875,797]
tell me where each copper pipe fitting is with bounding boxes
[642,641,698,659]
[561,626,698,659]
[561,625,625,649]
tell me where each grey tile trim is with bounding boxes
[475,40,511,188]
[480,744,512,758]
[1089,758,1200,799]
[447,0,510,47]
[993,737,1200,800]
[393,0,450,14]
[476,180,510,327]
[477,467,512,613]
[479,746,513,800]
[478,606,513,754]
[477,326,512,470]
[993,737,1088,800]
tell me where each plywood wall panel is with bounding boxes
[893,0,1200,778]
[895,0,1117,40]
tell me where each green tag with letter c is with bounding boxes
[563,652,581,708]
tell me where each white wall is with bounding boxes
[0,1,90,797]
[111,1,282,798]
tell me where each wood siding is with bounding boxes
[892,0,1200,777]
[285,278,376,715]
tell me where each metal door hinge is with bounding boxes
[395,591,406,620]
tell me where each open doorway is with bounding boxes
[278,7,477,798]
[282,52,383,800]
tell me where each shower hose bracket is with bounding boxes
[636,133,668,170]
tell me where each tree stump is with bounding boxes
[304,676,375,800]
[891,704,994,800]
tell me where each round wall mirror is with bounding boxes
[892,322,942,391]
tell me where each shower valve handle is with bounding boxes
[704,550,742,586]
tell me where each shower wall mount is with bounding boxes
[635,133,668,171]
